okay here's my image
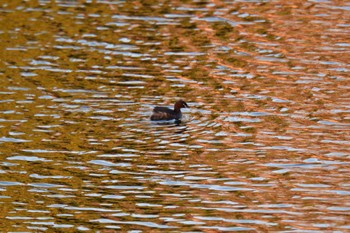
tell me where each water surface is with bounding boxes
[0,0,349,232]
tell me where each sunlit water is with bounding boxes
[0,0,349,232]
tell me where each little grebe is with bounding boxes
[150,100,189,121]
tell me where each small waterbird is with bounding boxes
[150,100,189,121]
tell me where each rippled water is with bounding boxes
[1,0,349,232]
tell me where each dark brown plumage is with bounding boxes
[150,100,189,121]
